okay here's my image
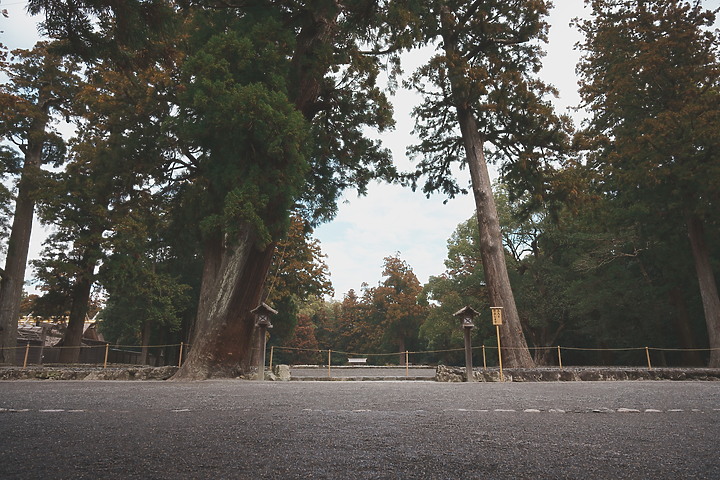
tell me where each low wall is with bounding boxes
[3,365,720,381]
[435,365,720,382]
[0,365,179,381]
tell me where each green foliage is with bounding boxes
[403,0,571,207]
[574,0,720,364]
[175,12,310,247]
[99,261,191,345]
[576,0,720,219]
[420,217,490,364]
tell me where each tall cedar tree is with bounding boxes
[405,1,570,367]
[0,44,77,364]
[32,53,181,363]
[28,2,398,378]
[576,0,720,366]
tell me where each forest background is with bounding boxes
[1,1,719,370]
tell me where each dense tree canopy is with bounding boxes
[2,1,717,371]
[576,0,720,366]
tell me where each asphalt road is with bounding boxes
[1,380,719,479]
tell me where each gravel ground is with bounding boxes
[1,380,719,479]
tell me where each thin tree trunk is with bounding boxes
[140,319,152,365]
[0,127,45,364]
[668,286,704,366]
[686,215,720,367]
[439,6,534,368]
[58,250,97,364]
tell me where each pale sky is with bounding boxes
[4,1,707,299]
[314,2,590,298]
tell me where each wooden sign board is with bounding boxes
[491,307,503,326]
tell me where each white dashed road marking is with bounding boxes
[2,406,718,414]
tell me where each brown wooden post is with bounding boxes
[256,324,268,380]
[103,343,109,369]
[23,342,30,369]
[463,327,474,382]
[327,350,332,378]
[405,350,409,377]
[453,306,479,383]
[557,345,563,370]
[178,342,184,367]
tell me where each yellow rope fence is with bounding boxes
[0,342,190,369]
[2,342,719,372]
[268,345,720,378]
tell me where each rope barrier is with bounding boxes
[3,341,720,371]
[3,343,717,353]
[0,343,192,351]
[3,345,720,353]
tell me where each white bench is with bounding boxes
[347,358,367,365]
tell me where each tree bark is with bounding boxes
[668,286,704,366]
[140,319,152,365]
[686,215,720,367]
[172,230,275,379]
[461,115,534,368]
[439,6,534,368]
[172,7,340,380]
[0,124,45,365]
[58,249,98,364]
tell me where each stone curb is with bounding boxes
[0,365,179,381]
[3,365,720,381]
[435,365,720,382]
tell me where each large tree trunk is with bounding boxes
[172,7,340,380]
[0,130,45,365]
[58,250,97,364]
[173,230,275,379]
[686,215,720,367]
